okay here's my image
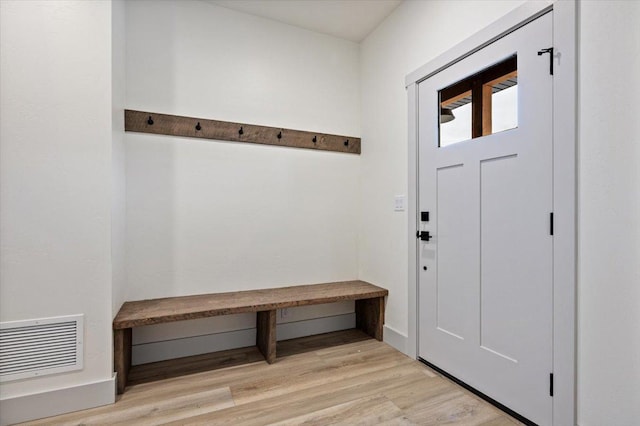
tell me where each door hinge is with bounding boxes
[550,212,554,236]
[549,373,554,397]
[537,47,554,75]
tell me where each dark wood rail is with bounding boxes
[125,110,361,154]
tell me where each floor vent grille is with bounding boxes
[0,315,83,382]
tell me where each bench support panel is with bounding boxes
[355,297,385,341]
[114,328,132,395]
[256,310,277,363]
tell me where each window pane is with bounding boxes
[491,83,518,134]
[437,55,517,147]
[440,99,472,147]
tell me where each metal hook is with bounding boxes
[239,126,244,135]
[277,131,282,139]
[147,116,154,125]
[344,139,349,147]
[195,122,202,131]
[312,136,317,143]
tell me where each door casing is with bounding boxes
[405,2,576,425]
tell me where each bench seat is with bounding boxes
[113,280,388,394]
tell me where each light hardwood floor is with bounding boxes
[24,330,523,425]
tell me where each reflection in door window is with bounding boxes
[440,94,472,146]
[439,55,518,147]
[491,84,518,134]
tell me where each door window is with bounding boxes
[439,55,518,147]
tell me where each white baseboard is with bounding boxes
[0,374,116,426]
[277,313,355,341]
[133,313,356,365]
[133,328,256,365]
[383,324,408,355]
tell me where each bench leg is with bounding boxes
[356,297,385,341]
[114,328,132,395]
[256,310,277,364]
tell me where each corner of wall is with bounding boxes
[111,0,127,319]
[383,324,408,355]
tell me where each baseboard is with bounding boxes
[277,313,355,341]
[0,374,116,426]
[133,313,356,365]
[383,324,408,354]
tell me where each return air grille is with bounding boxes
[0,314,83,382]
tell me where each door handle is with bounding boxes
[416,231,432,241]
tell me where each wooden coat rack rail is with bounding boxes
[124,110,361,154]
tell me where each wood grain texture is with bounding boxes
[113,280,387,329]
[125,110,361,154]
[113,328,132,395]
[256,310,276,364]
[267,395,406,425]
[127,346,265,387]
[355,296,385,340]
[472,82,484,139]
[482,83,493,136]
[30,331,523,426]
[113,281,387,393]
[276,328,370,359]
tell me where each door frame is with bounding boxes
[405,2,576,425]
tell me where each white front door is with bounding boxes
[418,12,553,425]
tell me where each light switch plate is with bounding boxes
[394,195,406,211]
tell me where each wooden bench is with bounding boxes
[113,280,388,394]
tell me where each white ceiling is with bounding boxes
[206,0,403,42]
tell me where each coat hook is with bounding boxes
[239,126,244,135]
[147,116,154,125]
[195,122,202,131]
[344,139,349,147]
[277,131,282,139]
[312,136,317,143]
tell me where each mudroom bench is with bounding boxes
[113,280,388,394]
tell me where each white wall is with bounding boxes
[577,1,640,424]
[360,0,640,424]
[112,0,127,318]
[359,0,526,344]
[124,0,361,353]
[0,0,114,404]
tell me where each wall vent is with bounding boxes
[0,314,83,382]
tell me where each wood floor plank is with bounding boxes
[403,393,504,425]
[165,367,430,426]
[387,378,505,426]
[384,375,462,410]
[122,349,319,403]
[479,416,525,426]
[28,331,524,426]
[231,344,414,405]
[376,417,418,426]
[109,387,234,426]
[266,395,405,426]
